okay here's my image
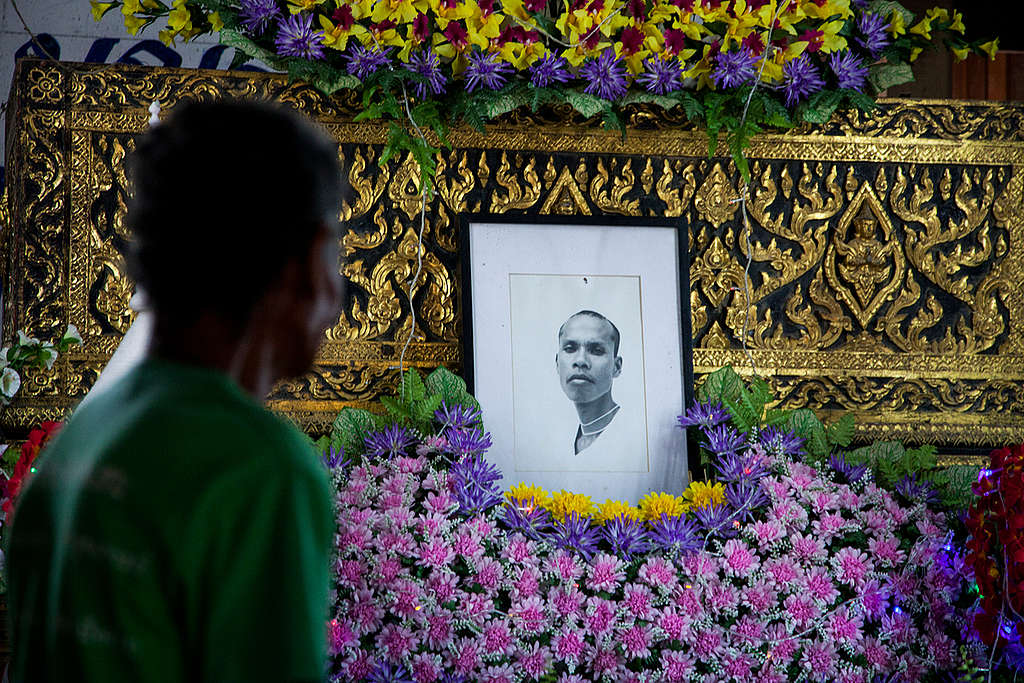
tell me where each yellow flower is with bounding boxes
[90,2,115,22]
[122,0,143,15]
[123,13,148,35]
[287,0,329,12]
[159,28,177,46]
[168,0,192,33]
[909,46,923,61]
[499,40,546,69]
[948,10,965,34]
[980,39,999,60]
[319,13,367,52]
[802,0,852,21]
[924,7,948,24]
[209,12,224,31]
[546,490,595,521]
[594,499,640,524]
[819,18,847,53]
[506,483,550,509]
[908,16,931,41]
[887,9,905,37]
[638,491,688,521]
[951,45,969,61]
[683,480,725,509]
[372,0,429,27]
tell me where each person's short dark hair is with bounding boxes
[125,99,343,323]
[559,310,621,356]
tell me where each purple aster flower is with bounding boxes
[274,13,325,60]
[894,473,940,505]
[715,451,768,484]
[711,48,758,90]
[758,426,804,458]
[855,12,891,59]
[347,44,393,80]
[450,454,503,514]
[692,501,739,538]
[501,501,553,540]
[364,424,415,458]
[648,513,701,555]
[239,0,281,35]
[829,453,869,484]
[600,514,651,560]
[321,445,348,470]
[434,400,481,430]
[445,428,492,457]
[637,56,683,95]
[529,53,571,88]
[725,482,769,521]
[828,50,868,91]
[548,511,601,560]
[463,50,513,92]
[701,423,745,457]
[580,48,628,101]
[368,660,414,683]
[408,49,447,98]
[677,401,730,430]
[783,54,825,107]
[438,675,469,683]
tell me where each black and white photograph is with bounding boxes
[464,219,692,503]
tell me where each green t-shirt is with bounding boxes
[4,359,334,682]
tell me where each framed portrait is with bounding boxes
[462,216,693,504]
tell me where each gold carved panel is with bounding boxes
[2,59,1021,452]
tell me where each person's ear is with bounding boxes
[613,355,622,378]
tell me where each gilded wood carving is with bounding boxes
[2,59,1021,453]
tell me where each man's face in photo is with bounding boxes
[556,314,622,404]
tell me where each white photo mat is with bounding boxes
[467,220,690,504]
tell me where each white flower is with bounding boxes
[0,347,8,370]
[62,323,83,345]
[16,330,39,347]
[1,367,21,399]
[40,344,58,370]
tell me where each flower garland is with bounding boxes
[1,421,63,519]
[93,0,998,185]
[322,384,987,681]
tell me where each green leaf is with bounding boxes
[868,0,914,27]
[311,69,360,95]
[787,408,828,458]
[826,413,856,448]
[380,395,411,422]
[676,91,704,121]
[482,86,531,119]
[564,90,607,119]
[620,92,681,110]
[697,367,744,404]
[867,62,915,94]
[330,408,379,457]
[424,366,477,406]
[936,465,983,510]
[801,90,843,124]
[411,394,445,425]
[842,88,879,113]
[904,444,938,472]
[761,94,793,128]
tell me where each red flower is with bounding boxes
[443,21,468,49]
[798,28,824,52]
[619,26,644,55]
[664,29,686,56]
[413,12,431,42]
[524,0,546,11]
[2,421,63,517]
[332,5,355,31]
[742,32,764,56]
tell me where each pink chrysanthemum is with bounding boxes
[692,627,724,657]
[748,519,785,548]
[510,595,547,633]
[834,547,873,586]
[584,596,618,636]
[425,612,454,649]
[550,585,584,618]
[638,556,678,590]
[764,556,802,586]
[517,642,552,678]
[722,538,760,577]
[828,607,865,644]
[706,578,740,615]
[377,622,418,660]
[587,552,625,592]
[868,535,906,567]
[801,640,838,678]
[661,650,695,682]
[482,621,514,655]
[621,624,654,660]
[790,532,827,561]
[622,583,655,620]
[783,593,820,627]
[411,652,441,683]
[546,549,584,583]
[657,608,690,640]
[551,628,586,664]
[803,567,839,604]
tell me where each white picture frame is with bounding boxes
[463,218,693,504]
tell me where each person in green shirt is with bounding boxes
[5,99,345,682]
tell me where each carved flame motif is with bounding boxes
[693,162,739,226]
[825,184,906,330]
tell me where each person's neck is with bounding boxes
[573,391,617,426]
[146,312,277,399]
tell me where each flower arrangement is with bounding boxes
[0,421,63,519]
[93,0,999,184]
[1,325,81,407]
[965,442,1024,673]
[320,367,987,681]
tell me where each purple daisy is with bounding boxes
[677,401,730,430]
[725,482,769,521]
[782,54,825,107]
[548,511,601,560]
[408,49,447,98]
[600,514,651,560]
[444,428,492,457]
[711,48,758,90]
[829,453,869,484]
[692,501,739,538]
[239,0,281,35]
[463,50,513,92]
[758,426,804,458]
[648,513,701,554]
[529,53,571,88]
[367,660,414,683]
[855,12,891,58]
[637,56,683,95]
[501,501,553,540]
[894,473,940,505]
[434,400,481,430]
[321,445,348,470]
[347,44,393,80]
[701,423,745,457]
[580,48,628,101]
[364,424,415,458]
[828,50,868,91]
[715,452,768,483]
[274,12,325,60]
[450,454,503,514]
